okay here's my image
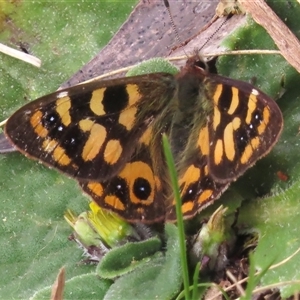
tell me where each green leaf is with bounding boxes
[31,273,112,300]
[104,224,183,300]
[97,236,162,279]
[126,57,178,77]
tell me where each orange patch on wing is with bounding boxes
[104,139,123,164]
[257,107,270,134]
[87,182,104,197]
[118,106,137,130]
[181,201,194,214]
[119,161,155,205]
[90,88,105,116]
[42,139,58,153]
[246,94,257,124]
[198,189,213,204]
[30,111,48,137]
[56,97,71,126]
[240,137,260,164]
[104,195,125,211]
[213,84,223,130]
[213,106,221,131]
[223,122,235,161]
[53,146,72,166]
[79,119,94,132]
[214,139,223,165]
[139,127,152,146]
[179,165,201,185]
[228,87,239,115]
[126,84,142,106]
[198,126,209,155]
[251,137,259,149]
[82,123,106,161]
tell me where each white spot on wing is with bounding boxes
[251,89,259,96]
[57,91,68,99]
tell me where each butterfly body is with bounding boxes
[5,55,283,224]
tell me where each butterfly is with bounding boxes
[4,54,283,224]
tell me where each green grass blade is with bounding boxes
[162,134,190,300]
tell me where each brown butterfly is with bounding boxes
[4,54,283,223]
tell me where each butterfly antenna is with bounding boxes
[199,14,232,52]
[163,0,188,57]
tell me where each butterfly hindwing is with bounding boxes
[166,156,229,221]
[79,131,167,223]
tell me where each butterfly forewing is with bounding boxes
[207,74,283,182]
[5,73,176,181]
